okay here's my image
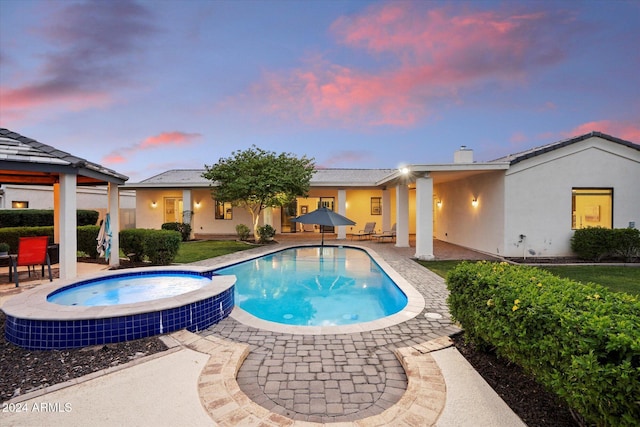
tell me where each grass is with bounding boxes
[538,265,640,296]
[174,240,255,263]
[417,260,640,296]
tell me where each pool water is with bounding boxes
[47,273,212,306]
[214,246,408,326]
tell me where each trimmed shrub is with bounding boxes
[447,261,640,427]
[0,209,99,228]
[257,224,276,243]
[0,226,54,252]
[77,210,100,226]
[571,226,616,261]
[235,224,250,241]
[571,227,640,262]
[612,228,640,262]
[119,229,147,262]
[77,225,100,258]
[161,222,192,242]
[143,230,181,265]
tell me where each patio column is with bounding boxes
[59,173,77,279]
[395,183,409,247]
[415,175,435,260]
[182,189,192,225]
[109,183,120,268]
[381,188,391,232]
[53,184,60,244]
[337,189,347,240]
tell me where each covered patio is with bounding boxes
[0,128,128,280]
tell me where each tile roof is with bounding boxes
[0,128,128,183]
[127,168,397,188]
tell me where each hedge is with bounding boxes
[0,209,99,228]
[0,227,181,265]
[0,226,100,257]
[143,230,181,265]
[119,229,147,262]
[447,261,640,426]
[77,225,100,258]
[119,228,181,265]
[161,222,191,242]
[571,227,640,262]
[0,227,55,252]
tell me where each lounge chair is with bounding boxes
[373,223,396,242]
[351,222,376,240]
[11,236,52,287]
[300,223,315,232]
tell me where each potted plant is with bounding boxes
[0,242,10,256]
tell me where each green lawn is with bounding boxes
[174,240,255,263]
[417,260,640,296]
[538,265,640,296]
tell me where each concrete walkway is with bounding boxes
[2,237,524,426]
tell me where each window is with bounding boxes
[371,197,382,215]
[164,198,183,223]
[215,201,233,220]
[12,201,29,209]
[572,188,613,229]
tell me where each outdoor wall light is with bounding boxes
[195,201,201,208]
[471,197,478,207]
[151,201,157,208]
[436,199,442,208]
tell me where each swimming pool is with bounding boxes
[215,246,408,326]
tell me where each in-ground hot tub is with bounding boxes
[2,266,235,350]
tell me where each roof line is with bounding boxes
[0,128,128,183]
[492,131,639,165]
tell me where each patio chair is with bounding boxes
[11,236,52,287]
[373,223,396,242]
[351,222,376,240]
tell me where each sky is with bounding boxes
[1,0,638,183]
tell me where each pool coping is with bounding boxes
[1,265,236,321]
[215,243,426,335]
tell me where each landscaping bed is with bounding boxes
[453,333,579,427]
[0,311,168,403]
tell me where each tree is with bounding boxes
[203,146,315,240]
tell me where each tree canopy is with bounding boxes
[202,146,315,239]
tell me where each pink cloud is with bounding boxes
[241,3,576,128]
[317,150,374,168]
[101,131,202,166]
[509,132,528,144]
[0,0,156,124]
[565,120,640,143]
[141,132,201,148]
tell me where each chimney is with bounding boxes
[454,145,474,163]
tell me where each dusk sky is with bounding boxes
[1,0,638,183]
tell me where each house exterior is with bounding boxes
[123,132,640,260]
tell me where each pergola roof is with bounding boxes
[0,128,128,185]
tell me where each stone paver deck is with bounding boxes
[184,237,497,425]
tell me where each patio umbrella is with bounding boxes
[291,207,356,249]
[96,213,112,262]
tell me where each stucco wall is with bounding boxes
[0,184,136,228]
[434,171,505,255]
[503,137,640,258]
[136,188,256,234]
